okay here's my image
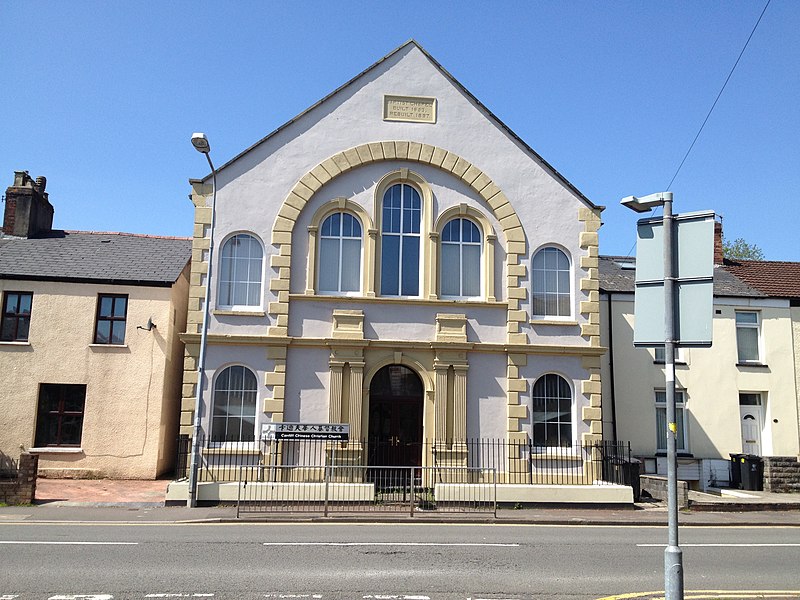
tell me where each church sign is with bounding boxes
[262,422,350,441]
[383,95,437,123]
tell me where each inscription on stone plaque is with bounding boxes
[383,95,437,123]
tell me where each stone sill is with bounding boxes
[736,362,769,369]
[290,294,506,309]
[530,319,579,326]
[213,310,267,317]
[89,344,128,350]
[28,447,84,454]
[0,341,31,346]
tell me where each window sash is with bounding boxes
[94,295,127,345]
[655,391,686,451]
[1,292,32,342]
[735,312,760,363]
[531,374,573,447]
[532,248,571,317]
[441,218,481,298]
[319,212,362,294]
[34,384,86,447]
[381,184,421,297]
[211,366,257,442]
[219,235,263,308]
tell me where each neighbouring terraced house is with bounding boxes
[0,171,191,479]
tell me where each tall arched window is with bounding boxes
[319,212,362,294]
[441,218,481,298]
[381,183,421,296]
[211,365,257,442]
[532,247,571,317]
[531,374,572,447]
[218,234,263,308]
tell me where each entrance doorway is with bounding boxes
[739,393,763,456]
[367,364,424,468]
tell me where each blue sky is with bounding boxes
[2,1,797,259]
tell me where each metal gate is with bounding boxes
[236,465,497,517]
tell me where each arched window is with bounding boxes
[441,218,481,298]
[318,212,362,293]
[218,234,263,308]
[211,365,257,442]
[532,247,571,317]
[381,183,421,296]
[531,374,572,447]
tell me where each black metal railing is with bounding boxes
[176,435,632,486]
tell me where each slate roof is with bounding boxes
[598,255,766,298]
[722,259,800,300]
[0,230,191,286]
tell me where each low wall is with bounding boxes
[640,474,688,509]
[0,453,38,505]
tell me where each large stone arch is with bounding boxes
[267,141,528,341]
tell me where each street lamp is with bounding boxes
[187,132,217,508]
[621,191,683,600]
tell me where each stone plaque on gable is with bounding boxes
[383,95,437,123]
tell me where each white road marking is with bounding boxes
[263,596,323,599]
[145,595,215,598]
[637,543,800,547]
[0,595,19,599]
[0,541,137,545]
[48,596,114,600]
[363,596,430,600]
[263,542,518,547]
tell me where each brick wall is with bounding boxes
[0,453,38,505]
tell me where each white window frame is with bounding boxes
[655,390,687,453]
[531,246,573,320]
[217,233,265,311]
[440,217,482,300]
[209,365,259,447]
[530,373,575,448]
[654,346,684,363]
[318,211,363,296]
[380,183,422,297]
[735,310,762,364]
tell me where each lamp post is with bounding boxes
[187,132,217,508]
[621,191,683,600]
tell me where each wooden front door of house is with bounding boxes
[367,364,424,467]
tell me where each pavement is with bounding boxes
[1,477,799,525]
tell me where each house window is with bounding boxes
[381,183,421,296]
[531,374,573,447]
[1,291,33,342]
[219,234,263,308]
[211,365,257,442]
[94,294,127,344]
[655,390,686,452]
[735,311,761,363]
[532,247,571,317]
[441,218,481,298]
[319,212,362,293]
[34,384,87,447]
[654,347,683,362]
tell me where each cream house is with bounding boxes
[0,171,191,479]
[600,245,800,490]
[173,41,632,504]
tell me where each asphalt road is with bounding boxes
[0,523,798,599]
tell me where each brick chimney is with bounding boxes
[714,220,724,264]
[2,171,54,237]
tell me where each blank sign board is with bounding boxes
[634,211,715,347]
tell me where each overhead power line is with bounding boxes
[664,0,771,190]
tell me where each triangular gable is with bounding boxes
[194,40,601,211]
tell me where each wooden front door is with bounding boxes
[367,365,424,467]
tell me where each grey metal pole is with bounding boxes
[187,150,217,508]
[662,193,684,599]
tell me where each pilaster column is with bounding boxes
[428,231,439,300]
[366,228,378,297]
[453,365,468,441]
[328,361,344,424]
[305,225,318,295]
[348,361,365,440]
[434,366,449,442]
